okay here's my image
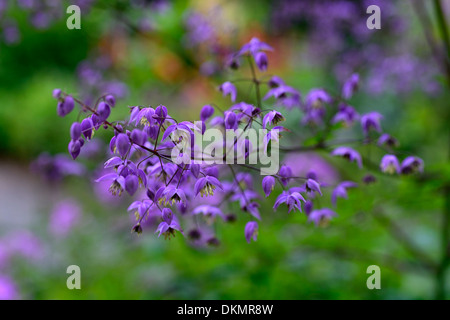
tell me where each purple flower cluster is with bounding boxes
[53,38,424,244]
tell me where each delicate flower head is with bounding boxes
[273,190,306,213]
[244,221,258,243]
[305,88,332,110]
[342,73,359,99]
[361,112,383,135]
[218,81,237,102]
[254,51,268,71]
[331,181,357,206]
[401,156,424,174]
[278,165,293,186]
[308,208,337,227]
[332,104,359,126]
[193,205,225,222]
[155,208,183,239]
[306,178,322,196]
[378,133,399,148]
[331,147,362,168]
[239,37,273,56]
[194,175,223,197]
[263,110,285,129]
[157,185,187,206]
[380,154,400,174]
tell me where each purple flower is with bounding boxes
[262,176,276,197]
[239,37,273,56]
[244,221,258,243]
[105,94,116,107]
[361,112,383,135]
[57,96,75,117]
[49,199,81,237]
[95,172,126,196]
[218,81,237,102]
[401,156,424,174]
[278,165,293,186]
[52,89,62,99]
[68,140,81,160]
[194,175,223,197]
[154,105,168,124]
[0,275,19,300]
[116,133,130,157]
[200,105,214,122]
[306,178,322,196]
[224,111,238,130]
[264,85,301,110]
[342,73,359,99]
[125,174,139,196]
[378,133,399,148]
[263,110,285,129]
[70,122,82,140]
[273,190,306,213]
[305,88,332,109]
[254,51,268,71]
[331,181,357,206]
[157,185,187,206]
[81,118,94,140]
[380,154,400,174]
[332,104,359,126]
[97,101,111,122]
[155,208,183,239]
[308,208,337,226]
[304,200,313,216]
[331,147,363,168]
[193,205,225,222]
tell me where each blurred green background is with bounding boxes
[0,0,449,299]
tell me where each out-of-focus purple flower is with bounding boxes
[332,104,359,126]
[380,154,400,174]
[304,200,313,216]
[31,153,85,182]
[331,147,363,168]
[155,208,183,239]
[239,37,273,56]
[219,81,237,102]
[244,221,258,243]
[342,73,359,99]
[264,84,301,110]
[361,112,383,135]
[331,181,357,206]
[400,156,424,174]
[254,51,268,71]
[278,165,293,186]
[378,133,399,148]
[105,95,116,107]
[0,275,19,300]
[308,208,337,226]
[262,176,276,197]
[200,105,214,122]
[49,199,81,237]
[193,205,225,222]
[305,88,332,110]
[52,89,62,99]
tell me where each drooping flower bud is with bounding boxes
[262,176,276,197]
[200,105,214,122]
[52,89,62,99]
[70,122,81,140]
[81,118,94,140]
[116,133,130,157]
[105,94,116,107]
[97,101,111,122]
[254,51,268,71]
[125,175,139,196]
[68,140,81,160]
[244,221,258,243]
